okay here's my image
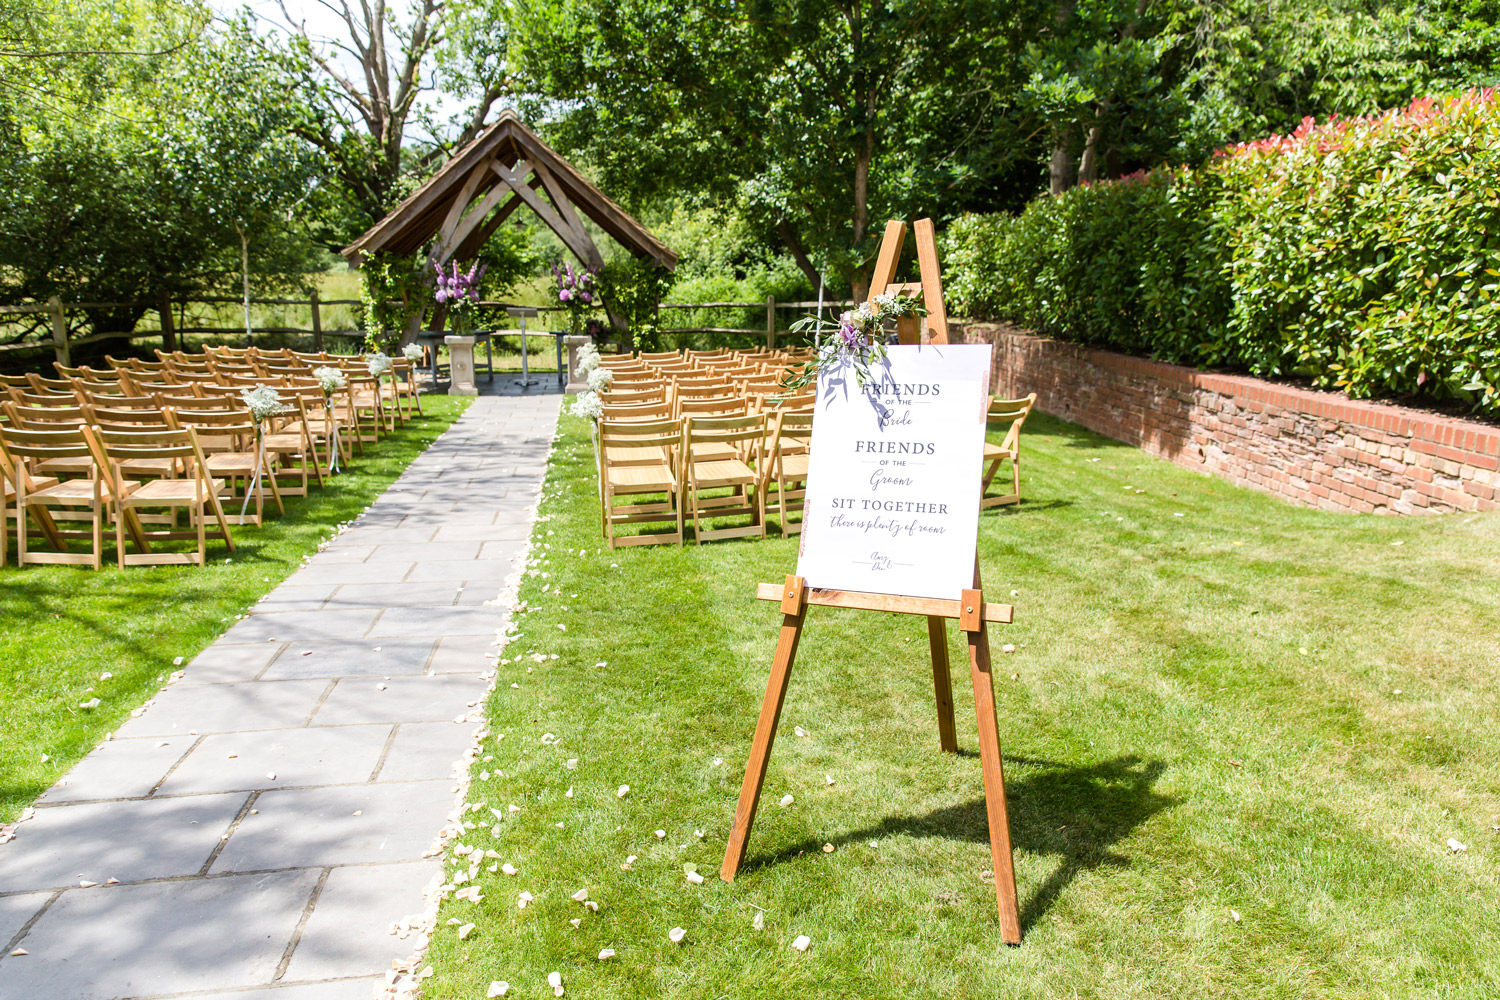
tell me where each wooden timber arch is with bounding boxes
[341,109,676,333]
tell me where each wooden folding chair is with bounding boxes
[267,385,331,489]
[0,424,136,569]
[676,396,749,465]
[0,439,62,566]
[168,406,284,526]
[682,413,766,544]
[85,425,233,567]
[980,393,1036,509]
[598,418,684,548]
[3,400,93,480]
[762,411,813,535]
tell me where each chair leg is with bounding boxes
[116,500,128,570]
[92,499,103,571]
[195,500,206,565]
[1012,453,1021,503]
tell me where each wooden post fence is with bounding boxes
[157,291,177,353]
[310,289,323,351]
[47,296,70,367]
[766,295,776,349]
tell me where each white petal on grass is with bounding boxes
[565,758,579,770]
[584,900,598,911]
[458,923,475,940]
[794,726,808,738]
[791,934,811,952]
[685,871,705,884]
[518,890,534,908]
[668,926,686,943]
[779,794,794,807]
[616,785,630,799]
[569,917,582,928]
[571,888,589,902]
[753,910,765,930]
[825,774,835,785]
[487,983,509,998]
[655,829,666,838]
[598,948,616,960]
[548,970,564,996]
[1231,910,1241,922]
[1448,838,1468,853]
[565,786,574,798]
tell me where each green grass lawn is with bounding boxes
[420,407,1500,999]
[0,395,470,822]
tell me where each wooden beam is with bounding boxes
[754,582,1011,623]
[534,159,605,270]
[451,193,524,262]
[433,152,499,254]
[866,220,908,307]
[439,178,520,262]
[913,218,949,344]
[492,160,594,264]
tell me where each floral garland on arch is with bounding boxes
[780,292,926,393]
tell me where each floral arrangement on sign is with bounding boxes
[780,292,926,393]
[434,261,488,336]
[554,262,599,336]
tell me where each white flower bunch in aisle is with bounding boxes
[239,385,288,423]
[569,391,603,421]
[586,366,613,392]
[313,366,346,396]
[575,342,601,378]
[402,343,425,363]
[366,352,392,377]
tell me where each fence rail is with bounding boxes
[0,291,856,368]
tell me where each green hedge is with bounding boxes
[943,91,1500,415]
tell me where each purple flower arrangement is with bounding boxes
[554,262,600,335]
[434,261,487,333]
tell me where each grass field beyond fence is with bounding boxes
[0,395,470,822]
[419,405,1500,999]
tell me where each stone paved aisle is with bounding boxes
[0,387,560,1000]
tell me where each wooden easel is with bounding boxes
[719,219,1023,944]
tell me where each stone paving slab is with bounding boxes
[113,679,331,738]
[211,781,453,872]
[0,388,560,997]
[0,793,248,892]
[0,869,321,1000]
[155,726,392,796]
[281,861,439,982]
[257,638,437,681]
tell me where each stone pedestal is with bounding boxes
[564,334,592,393]
[445,335,478,397]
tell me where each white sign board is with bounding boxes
[795,344,993,601]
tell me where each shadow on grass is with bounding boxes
[746,755,1177,932]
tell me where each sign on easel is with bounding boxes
[721,217,1024,945]
[796,345,994,601]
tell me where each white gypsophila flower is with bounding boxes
[401,343,424,362]
[874,292,898,313]
[366,352,392,377]
[313,366,346,395]
[576,343,601,377]
[586,366,614,392]
[240,385,288,423]
[853,303,874,323]
[569,391,603,421]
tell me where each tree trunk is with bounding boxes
[1050,133,1077,195]
[1079,118,1105,185]
[237,222,252,343]
[850,129,875,300]
[776,217,823,291]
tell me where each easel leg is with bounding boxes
[722,576,807,882]
[967,618,1022,944]
[927,615,958,752]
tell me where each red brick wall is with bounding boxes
[956,322,1500,514]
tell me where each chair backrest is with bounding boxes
[770,411,814,451]
[597,354,643,369]
[599,399,672,422]
[672,374,728,391]
[26,373,75,394]
[987,393,1036,450]
[3,400,86,428]
[685,413,767,461]
[637,350,681,363]
[677,395,748,419]
[7,387,75,408]
[0,373,33,388]
[82,402,171,431]
[0,424,93,477]
[602,385,665,406]
[598,417,682,460]
[151,389,219,410]
[85,425,210,486]
[675,384,737,403]
[56,362,121,381]
[167,404,257,445]
[77,389,159,411]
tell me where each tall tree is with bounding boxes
[506,0,1039,298]
[258,0,509,242]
